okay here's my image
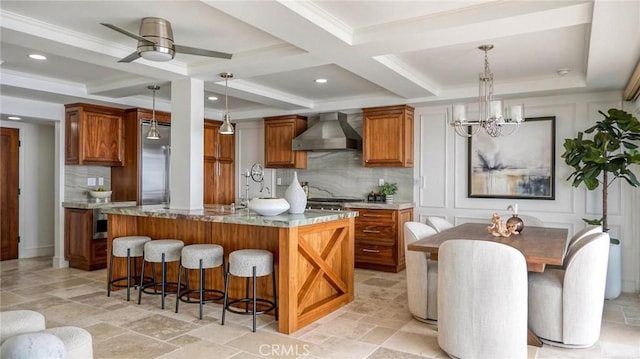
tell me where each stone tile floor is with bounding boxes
[1,257,639,358]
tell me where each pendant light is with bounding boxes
[146,85,161,139]
[219,72,234,135]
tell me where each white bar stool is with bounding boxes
[138,239,184,309]
[175,244,225,319]
[221,249,278,332]
[107,235,151,301]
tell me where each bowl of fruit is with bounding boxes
[89,187,112,199]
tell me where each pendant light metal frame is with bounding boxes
[219,72,234,135]
[145,85,161,139]
[448,45,524,138]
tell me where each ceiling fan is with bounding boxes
[100,17,232,63]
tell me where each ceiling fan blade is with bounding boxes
[174,44,232,59]
[118,51,142,63]
[100,23,155,44]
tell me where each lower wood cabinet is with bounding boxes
[346,207,413,272]
[64,209,107,270]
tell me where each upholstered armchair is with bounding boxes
[403,222,438,322]
[438,240,528,359]
[528,232,609,348]
[425,216,453,233]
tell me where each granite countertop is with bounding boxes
[62,201,137,209]
[101,205,358,228]
[344,202,414,210]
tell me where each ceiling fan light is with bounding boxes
[139,46,174,61]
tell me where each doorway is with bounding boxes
[1,127,20,260]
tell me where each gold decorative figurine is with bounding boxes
[487,213,518,237]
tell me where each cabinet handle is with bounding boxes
[216,162,220,177]
[362,230,381,234]
[362,248,380,253]
[362,214,382,217]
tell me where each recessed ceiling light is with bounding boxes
[315,78,328,84]
[207,96,219,101]
[28,54,47,60]
[7,116,21,120]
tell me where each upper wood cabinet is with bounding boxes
[362,105,414,167]
[204,120,235,204]
[264,115,307,168]
[65,103,125,166]
[111,108,170,202]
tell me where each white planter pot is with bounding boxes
[605,242,622,300]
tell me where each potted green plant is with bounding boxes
[379,182,398,204]
[562,108,640,299]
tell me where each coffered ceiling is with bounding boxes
[1,1,639,123]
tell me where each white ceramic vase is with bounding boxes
[284,172,307,214]
[247,198,289,216]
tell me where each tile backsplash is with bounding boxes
[64,165,111,201]
[275,114,414,202]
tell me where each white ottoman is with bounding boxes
[43,327,93,359]
[0,310,46,344]
[1,332,66,359]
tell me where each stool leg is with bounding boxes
[245,277,250,313]
[107,248,114,297]
[199,258,204,320]
[221,263,230,325]
[138,258,146,305]
[175,262,183,313]
[272,262,278,320]
[126,248,131,301]
[151,263,158,294]
[161,253,166,309]
[252,266,257,332]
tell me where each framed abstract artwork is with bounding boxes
[468,116,555,200]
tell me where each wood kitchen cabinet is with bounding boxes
[362,105,414,167]
[64,209,106,270]
[346,207,413,272]
[264,115,307,168]
[204,120,235,204]
[111,108,171,202]
[65,103,125,166]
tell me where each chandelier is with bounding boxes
[449,45,524,137]
[219,72,234,135]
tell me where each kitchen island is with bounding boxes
[102,205,357,334]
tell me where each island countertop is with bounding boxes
[101,204,358,228]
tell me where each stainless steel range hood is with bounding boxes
[292,112,362,151]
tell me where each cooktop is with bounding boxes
[307,198,364,203]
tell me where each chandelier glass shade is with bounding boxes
[449,45,524,137]
[219,72,234,135]
[145,85,161,140]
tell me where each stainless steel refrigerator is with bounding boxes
[139,120,171,205]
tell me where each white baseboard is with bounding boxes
[19,246,54,259]
[52,256,69,269]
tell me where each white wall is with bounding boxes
[0,120,55,258]
[414,91,639,293]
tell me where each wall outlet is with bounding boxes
[98,177,104,186]
[378,178,385,186]
[277,178,282,185]
[87,177,96,186]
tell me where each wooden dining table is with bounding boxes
[407,222,569,346]
[407,222,568,272]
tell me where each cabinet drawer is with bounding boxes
[353,209,395,222]
[355,243,396,266]
[93,240,107,261]
[354,223,396,244]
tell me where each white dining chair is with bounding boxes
[438,239,528,359]
[518,214,544,227]
[403,222,438,323]
[425,216,453,233]
[528,232,609,348]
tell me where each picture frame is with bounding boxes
[468,116,555,200]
